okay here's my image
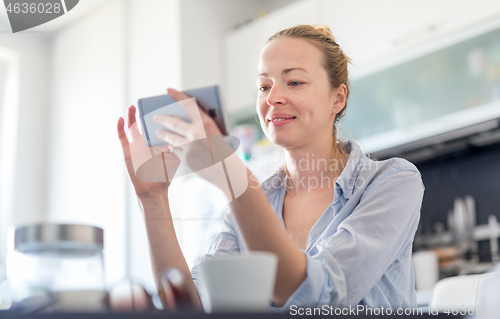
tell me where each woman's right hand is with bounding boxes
[117,105,181,199]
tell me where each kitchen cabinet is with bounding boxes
[223,0,500,120]
[318,0,500,67]
[343,16,500,161]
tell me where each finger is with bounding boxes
[117,118,136,177]
[196,104,211,121]
[127,105,142,138]
[118,117,129,147]
[167,88,206,123]
[167,88,190,102]
[154,114,192,137]
[156,129,188,147]
[127,105,136,128]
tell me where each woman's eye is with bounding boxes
[289,81,301,87]
[259,86,270,92]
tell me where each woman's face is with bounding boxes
[256,37,345,150]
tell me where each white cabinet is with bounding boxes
[224,0,500,119]
[318,0,500,67]
[223,0,318,119]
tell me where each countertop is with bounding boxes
[0,311,465,318]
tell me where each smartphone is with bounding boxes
[138,85,230,147]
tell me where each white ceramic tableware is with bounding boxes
[197,251,278,313]
[413,250,439,291]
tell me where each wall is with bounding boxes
[417,142,500,245]
[0,34,52,265]
[180,0,297,90]
[47,0,186,290]
[126,0,183,290]
[49,0,127,284]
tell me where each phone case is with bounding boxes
[138,85,230,147]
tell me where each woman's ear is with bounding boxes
[331,84,347,116]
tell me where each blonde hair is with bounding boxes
[267,25,352,189]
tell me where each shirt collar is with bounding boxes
[334,140,363,199]
[260,140,364,199]
[260,166,286,197]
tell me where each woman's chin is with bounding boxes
[271,136,296,149]
[265,130,299,148]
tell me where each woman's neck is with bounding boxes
[283,142,348,197]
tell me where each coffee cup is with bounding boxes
[197,251,278,313]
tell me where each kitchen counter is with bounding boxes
[0,311,465,318]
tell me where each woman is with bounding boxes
[117,25,424,310]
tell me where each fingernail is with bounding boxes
[153,115,161,123]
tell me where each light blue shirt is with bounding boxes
[191,140,425,310]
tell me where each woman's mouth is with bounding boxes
[269,117,296,126]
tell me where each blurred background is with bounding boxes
[1,0,500,304]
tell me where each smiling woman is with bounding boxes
[117,24,425,312]
[256,26,351,188]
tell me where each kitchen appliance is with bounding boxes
[448,196,478,258]
[412,250,439,291]
[6,224,107,312]
[416,195,500,276]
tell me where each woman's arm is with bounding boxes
[228,169,308,307]
[139,194,202,310]
[117,107,201,309]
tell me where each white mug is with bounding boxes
[197,251,278,313]
[413,250,439,291]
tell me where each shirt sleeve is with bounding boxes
[190,209,240,305]
[280,167,424,309]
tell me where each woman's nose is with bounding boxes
[266,85,286,106]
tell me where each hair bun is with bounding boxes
[314,25,337,43]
